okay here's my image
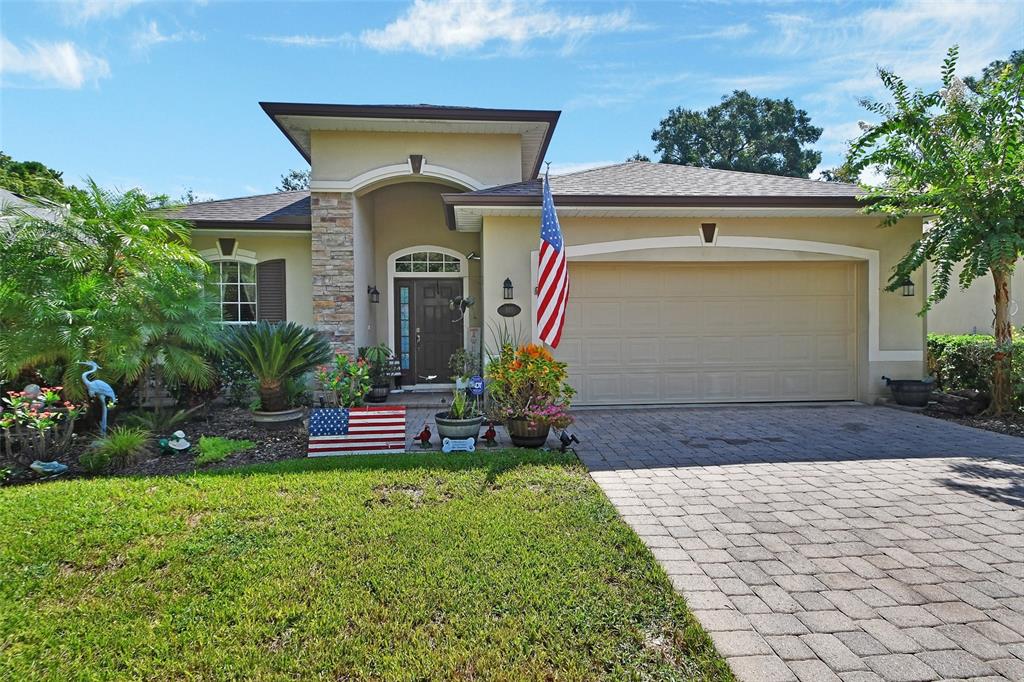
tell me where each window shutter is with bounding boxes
[256,259,287,322]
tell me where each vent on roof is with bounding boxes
[218,238,237,257]
[700,223,718,245]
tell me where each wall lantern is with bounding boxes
[503,277,514,300]
[900,278,915,297]
[368,285,380,304]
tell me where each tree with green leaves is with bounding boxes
[626,151,651,162]
[965,50,1023,93]
[277,168,310,192]
[0,152,79,204]
[0,179,222,398]
[847,46,1024,413]
[651,90,823,177]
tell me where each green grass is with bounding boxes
[0,451,731,681]
[194,435,256,466]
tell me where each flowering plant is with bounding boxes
[485,343,575,428]
[1,386,85,461]
[316,352,372,407]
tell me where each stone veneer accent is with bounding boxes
[310,192,355,355]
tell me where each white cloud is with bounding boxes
[61,0,143,24]
[132,20,203,52]
[0,35,110,88]
[255,34,356,48]
[681,23,753,40]
[361,0,636,55]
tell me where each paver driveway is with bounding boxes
[574,405,1024,682]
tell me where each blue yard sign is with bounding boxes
[468,375,485,396]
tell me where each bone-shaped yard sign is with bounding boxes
[442,437,476,453]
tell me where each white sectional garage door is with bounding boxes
[557,261,858,405]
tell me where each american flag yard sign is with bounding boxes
[307,406,407,457]
[537,170,568,349]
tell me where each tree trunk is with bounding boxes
[990,267,1014,415]
[259,381,287,412]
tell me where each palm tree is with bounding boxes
[224,322,332,412]
[0,178,221,397]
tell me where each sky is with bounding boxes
[1,0,1022,202]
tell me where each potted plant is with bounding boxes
[448,348,479,390]
[359,343,393,403]
[316,352,372,408]
[224,321,332,429]
[434,387,485,441]
[485,343,575,448]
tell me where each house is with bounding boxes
[173,102,925,405]
[927,264,1023,335]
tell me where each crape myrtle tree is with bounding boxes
[0,179,221,398]
[847,47,1024,413]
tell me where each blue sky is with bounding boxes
[2,0,1021,201]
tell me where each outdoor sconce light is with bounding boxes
[503,277,514,300]
[368,285,380,304]
[900,278,915,297]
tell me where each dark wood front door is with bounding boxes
[394,278,464,385]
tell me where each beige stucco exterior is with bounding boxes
[310,131,524,189]
[191,232,314,326]
[481,214,926,403]
[927,261,1024,335]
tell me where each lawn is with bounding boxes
[0,450,731,681]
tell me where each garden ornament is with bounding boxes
[22,384,43,409]
[558,432,580,454]
[29,460,68,476]
[78,361,116,436]
[416,424,432,448]
[448,295,475,322]
[442,437,475,453]
[482,421,497,447]
[167,431,190,451]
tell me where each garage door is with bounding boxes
[557,261,858,405]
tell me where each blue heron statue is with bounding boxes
[78,361,117,435]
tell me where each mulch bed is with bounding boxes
[924,407,1024,438]
[2,403,309,486]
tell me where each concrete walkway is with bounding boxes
[574,405,1024,682]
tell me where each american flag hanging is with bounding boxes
[307,406,406,456]
[537,169,568,348]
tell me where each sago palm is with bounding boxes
[224,322,332,412]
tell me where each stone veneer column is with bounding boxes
[310,192,355,356]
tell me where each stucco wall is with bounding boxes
[927,262,1024,335]
[353,194,376,348]
[310,130,523,188]
[481,214,926,403]
[191,233,314,326]
[364,182,482,351]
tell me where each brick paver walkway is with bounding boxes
[573,405,1024,682]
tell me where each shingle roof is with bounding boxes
[458,161,865,200]
[168,190,310,228]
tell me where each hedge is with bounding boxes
[927,333,1024,395]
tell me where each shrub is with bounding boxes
[87,426,151,470]
[485,343,575,428]
[927,333,1024,397]
[317,353,371,407]
[215,352,256,407]
[358,343,393,387]
[194,436,255,466]
[224,322,332,412]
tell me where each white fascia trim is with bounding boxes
[310,163,486,194]
[528,235,922,363]
[386,245,471,364]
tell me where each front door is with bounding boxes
[394,278,464,385]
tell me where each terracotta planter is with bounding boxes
[506,418,550,448]
[435,412,484,441]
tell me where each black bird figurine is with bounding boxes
[558,431,580,453]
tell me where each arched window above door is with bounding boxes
[394,250,462,274]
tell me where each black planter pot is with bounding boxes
[365,385,390,403]
[882,376,934,407]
